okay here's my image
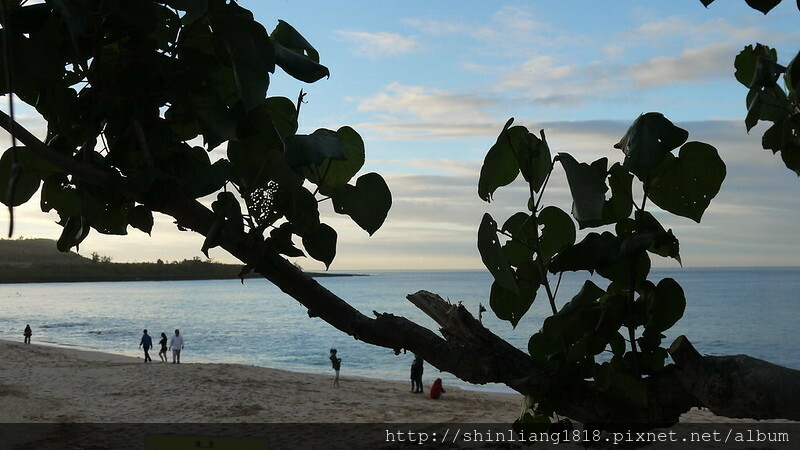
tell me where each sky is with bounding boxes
[4,1,800,270]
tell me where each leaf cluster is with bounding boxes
[0,0,391,269]
[477,114,725,421]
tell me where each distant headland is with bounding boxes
[0,238,355,283]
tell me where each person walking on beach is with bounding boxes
[430,378,445,400]
[170,329,184,364]
[330,348,341,387]
[158,332,168,362]
[23,324,32,344]
[139,329,153,362]
[410,355,424,393]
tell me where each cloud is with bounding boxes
[332,30,418,58]
[357,82,500,124]
[628,43,734,87]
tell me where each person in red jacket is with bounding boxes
[430,378,445,399]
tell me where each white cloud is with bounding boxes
[357,82,499,124]
[332,30,418,58]
[628,43,734,87]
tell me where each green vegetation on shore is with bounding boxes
[0,239,349,283]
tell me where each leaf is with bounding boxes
[578,163,634,229]
[163,0,209,25]
[274,185,320,235]
[557,153,607,223]
[128,205,154,235]
[489,262,540,328]
[478,213,519,294]
[734,45,759,88]
[615,113,689,181]
[208,0,273,111]
[538,206,575,263]
[517,129,552,193]
[57,215,90,252]
[549,231,621,274]
[745,85,791,131]
[744,0,781,14]
[647,141,726,222]
[90,201,131,235]
[267,223,305,258]
[302,223,337,269]
[0,147,42,207]
[272,43,330,83]
[785,50,800,94]
[330,172,392,235]
[645,278,686,333]
[270,20,321,63]
[286,129,346,168]
[478,118,522,202]
[287,127,365,187]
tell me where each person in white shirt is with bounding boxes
[169,329,185,364]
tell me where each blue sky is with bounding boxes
[7,1,800,270]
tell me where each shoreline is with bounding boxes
[0,339,786,426]
[0,339,522,423]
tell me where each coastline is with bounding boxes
[0,339,782,425]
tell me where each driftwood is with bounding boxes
[3,110,800,425]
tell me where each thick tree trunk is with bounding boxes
[3,111,800,425]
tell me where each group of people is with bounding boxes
[328,349,445,399]
[139,329,184,363]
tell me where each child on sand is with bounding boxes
[330,348,341,387]
[430,378,445,399]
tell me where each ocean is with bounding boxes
[1,267,798,393]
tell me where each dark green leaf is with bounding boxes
[785,50,800,94]
[549,232,619,274]
[0,147,42,207]
[267,223,305,258]
[779,142,800,176]
[41,174,81,220]
[557,153,607,223]
[615,113,689,180]
[745,85,791,131]
[647,141,726,222]
[302,223,337,269]
[275,186,320,235]
[538,206,575,263]
[330,172,392,235]
[478,118,523,202]
[735,45,759,87]
[272,42,330,83]
[517,129,552,193]
[489,262,540,328]
[208,1,273,111]
[286,129,345,168]
[744,0,781,14]
[645,278,686,333]
[579,163,634,228]
[90,201,130,235]
[270,20,321,63]
[478,213,519,294]
[128,205,154,235]
[57,215,90,252]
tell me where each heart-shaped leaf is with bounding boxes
[330,172,391,235]
[647,141,726,222]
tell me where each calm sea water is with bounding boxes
[0,268,798,393]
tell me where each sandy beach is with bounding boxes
[0,339,522,424]
[0,339,794,449]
